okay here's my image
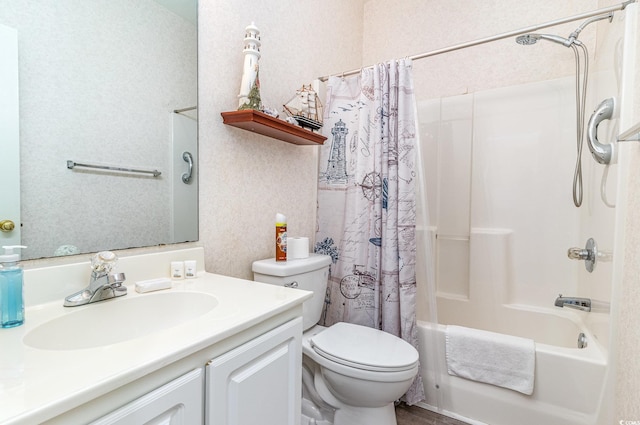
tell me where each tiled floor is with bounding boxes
[396,403,470,425]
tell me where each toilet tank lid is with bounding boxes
[252,254,332,276]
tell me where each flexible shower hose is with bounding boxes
[571,42,589,208]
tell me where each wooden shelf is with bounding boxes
[221,110,326,146]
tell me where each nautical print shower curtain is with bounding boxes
[315,59,424,404]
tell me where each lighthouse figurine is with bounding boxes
[237,22,262,110]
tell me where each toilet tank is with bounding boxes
[252,254,331,331]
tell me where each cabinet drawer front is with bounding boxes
[90,368,204,425]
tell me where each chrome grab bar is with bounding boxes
[67,160,161,177]
[182,151,194,183]
[586,98,615,164]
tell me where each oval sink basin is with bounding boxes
[24,292,218,350]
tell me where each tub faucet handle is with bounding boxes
[567,238,597,273]
[567,247,589,260]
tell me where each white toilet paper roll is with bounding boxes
[288,237,310,260]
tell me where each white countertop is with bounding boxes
[0,266,310,424]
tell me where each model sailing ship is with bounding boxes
[283,85,323,131]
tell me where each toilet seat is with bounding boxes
[309,322,419,373]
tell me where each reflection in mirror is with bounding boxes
[0,0,198,260]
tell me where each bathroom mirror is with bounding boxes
[0,0,198,260]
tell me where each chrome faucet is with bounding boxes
[64,251,127,307]
[554,294,591,312]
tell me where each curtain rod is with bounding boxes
[318,0,636,82]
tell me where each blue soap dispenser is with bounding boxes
[0,245,27,328]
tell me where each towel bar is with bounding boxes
[67,160,161,177]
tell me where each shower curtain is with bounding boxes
[315,59,424,404]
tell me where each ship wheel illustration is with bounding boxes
[360,172,382,201]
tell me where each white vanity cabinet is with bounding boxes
[205,317,302,425]
[90,368,204,425]
[5,251,311,425]
[49,317,304,425]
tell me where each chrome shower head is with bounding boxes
[516,33,578,48]
[515,34,539,45]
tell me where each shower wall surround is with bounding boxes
[417,76,594,309]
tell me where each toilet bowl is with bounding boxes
[252,255,419,425]
[303,323,419,425]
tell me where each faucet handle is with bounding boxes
[567,247,589,260]
[567,238,597,272]
[91,251,118,274]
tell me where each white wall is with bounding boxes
[363,0,607,99]
[197,0,364,279]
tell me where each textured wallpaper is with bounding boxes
[197,0,365,279]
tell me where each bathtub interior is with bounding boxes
[413,5,639,425]
[416,319,607,425]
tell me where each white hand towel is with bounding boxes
[445,325,535,395]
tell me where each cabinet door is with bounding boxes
[90,368,204,425]
[206,317,302,425]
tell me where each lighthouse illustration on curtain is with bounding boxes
[237,22,262,110]
[322,119,349,184]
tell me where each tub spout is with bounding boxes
[554,294,591,312]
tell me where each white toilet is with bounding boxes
[252,254,419,425]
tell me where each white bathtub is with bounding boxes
[416,304,609,425]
